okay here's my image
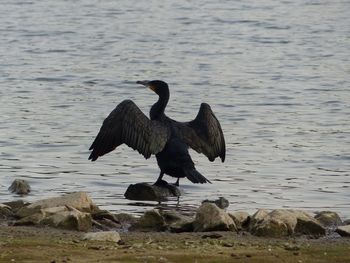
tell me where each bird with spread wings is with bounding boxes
[89,80,225,186]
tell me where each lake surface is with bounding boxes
[1,0,349,218]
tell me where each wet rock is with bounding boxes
[3,200,28,213]
[229,211,250,230]
[0,204,14,219]
[16,192,98,218]
[202,197,229,209]
[249,209,325,237]
[131,209,167,231]
[83,231,121,243]
[193,203,237,232]
[336,225,350,237]
[124,182,181,201]
[8,179,31,195]
[314,211,342,227]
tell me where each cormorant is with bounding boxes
[89,80,226,186]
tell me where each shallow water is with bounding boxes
[1,0,349,217]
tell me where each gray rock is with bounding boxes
[0,204,14,219]
[169,220,194,233]
[14,211,45,226]
[16,192,98,218]
[193,203,237,232]
[8,179,31,195]
[16,206,93,231]
[228,211,250,230]
[39,206,92,232]
[160,210,194,233]
[124,182,181,202]
[314,211,342,227]
[336,225,350,237]
[83,231,121,243]
[3,200,28,213]
[131,209,167,231]
[114,213,137,225]
[249,209,325,237]
[202,197,229,209]
[249,209,269,227]
[91,210,122,230]
[343,219,350,225]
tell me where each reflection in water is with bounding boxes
[0,0,349,217]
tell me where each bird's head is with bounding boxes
[137,80,169,97]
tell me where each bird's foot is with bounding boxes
[153,179,170,187]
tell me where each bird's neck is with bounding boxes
[150,93,169,120]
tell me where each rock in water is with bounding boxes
[314,211,342,227]
[124,182,181,201]
[336,225,350,237]
[193,203,237,232]
[8,179,31,195]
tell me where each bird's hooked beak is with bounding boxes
[136,80,155,92]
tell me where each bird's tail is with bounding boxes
[185,169,211,184]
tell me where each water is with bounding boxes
[1,0,349,218]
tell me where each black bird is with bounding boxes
[89,80,225,186]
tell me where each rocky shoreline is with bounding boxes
[1,187,350,262]
[1,191,349,239]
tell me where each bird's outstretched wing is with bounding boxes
[89,100,170,161]
[177,103,226,162]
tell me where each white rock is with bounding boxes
[193,203,236,232]
[83,231,121,242]
[17,192,98,218]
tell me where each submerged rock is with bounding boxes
[336,225,350,237]
[124,182,181,201]
[16,192,98,218]
[314,211,342,227]
[193,203,237,232]
[83,231,121,243]
[8,179,31,195]
[202,197,229,209]
[249,209,325,237]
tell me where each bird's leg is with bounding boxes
[153,172,168,186]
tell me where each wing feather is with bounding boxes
[89,100,169,161]
[178,103,226,162]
